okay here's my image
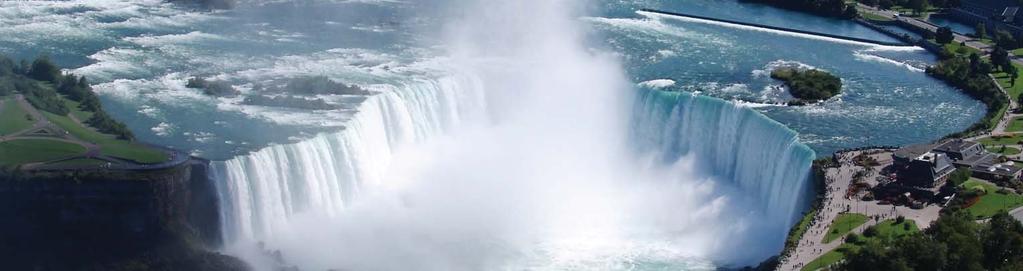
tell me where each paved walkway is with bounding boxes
[778,150,942,271]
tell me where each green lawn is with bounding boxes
[42,111,167,164]
[823,213,869,243]
[873,219,919,240]
[987,145,1022,155]
[962,178,1023,219]
[802,219,918,271]
[62,96,93,122]
[1007,117,1023,132]
[0,139,86,166]
[802,248,848,271]
[980,134,1023,146]
[940,41,982,57]
[787,209,817,252]
[1012,48,1023,56]
[991,62,1023,103]
[859,10,894,22]
[0,97,35,136]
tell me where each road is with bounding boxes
[857,4,1023,66]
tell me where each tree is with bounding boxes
[969,53,993,74]
[1007,63,1020,86]
[928,212,985,271]
[992,47,1010,70]
[843,3,859,19]
[976,23,987,39]
[879,0,894,9]
[997,29,1016,49]
[844,240,913,271]
[27,56,60,83]
[908,0,929,15]
[895,234,948,270]
[981,212,1023,269]
[936,26,955,44]
[864,225,880,237]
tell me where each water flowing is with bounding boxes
[632,89,816,225]
[215,74,487,242]
[212,0,817,269]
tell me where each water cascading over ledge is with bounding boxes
[631,88,816,225]
[213,74,488,242]
[213,77,817,251]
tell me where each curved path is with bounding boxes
[779,150,941,271]
[1,94,183,171]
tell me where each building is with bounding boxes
[933,139,989,167]
[971,158,1023,181]
[951,0,1023,37]
[893,143,956,188]
[894,140,1023,185]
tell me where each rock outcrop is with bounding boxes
[0,158,244,270]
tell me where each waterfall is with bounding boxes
[213,74,487,242]
[214,78,816,262]
[631,88,816,224]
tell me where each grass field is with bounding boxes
[962,178,1023,219]
[0,97,34,136]
[1012,48,1023,56]
[980,134,1023,146]
[987,145,1022,155]
[823,213,869,243]
[942,41,982,56]
[42,111,167,164]
[991,63,1023,103]
[1007,117,1023,132]
[0,139,86,166]
[802,219,919,271]
[873,218,919,240]
[62,96,93,122]
[802,247,848,271]
[859,10,894,21]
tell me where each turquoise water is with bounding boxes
[0,0,984,157]
[592,0,984,155]
[0,0,437,159]
[929,15,977,35]
[0,0,989,268]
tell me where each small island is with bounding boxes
[770,67,842,105]
[186,76,239,97]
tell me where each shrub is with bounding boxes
[864,226,879,237]
[846,233,862,244]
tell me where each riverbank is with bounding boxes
[774,5,1019,271]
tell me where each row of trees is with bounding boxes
[0,55,134,140]
[929,49,1009,137]
[743,0,858,19]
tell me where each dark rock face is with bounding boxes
[0,159,244,270]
